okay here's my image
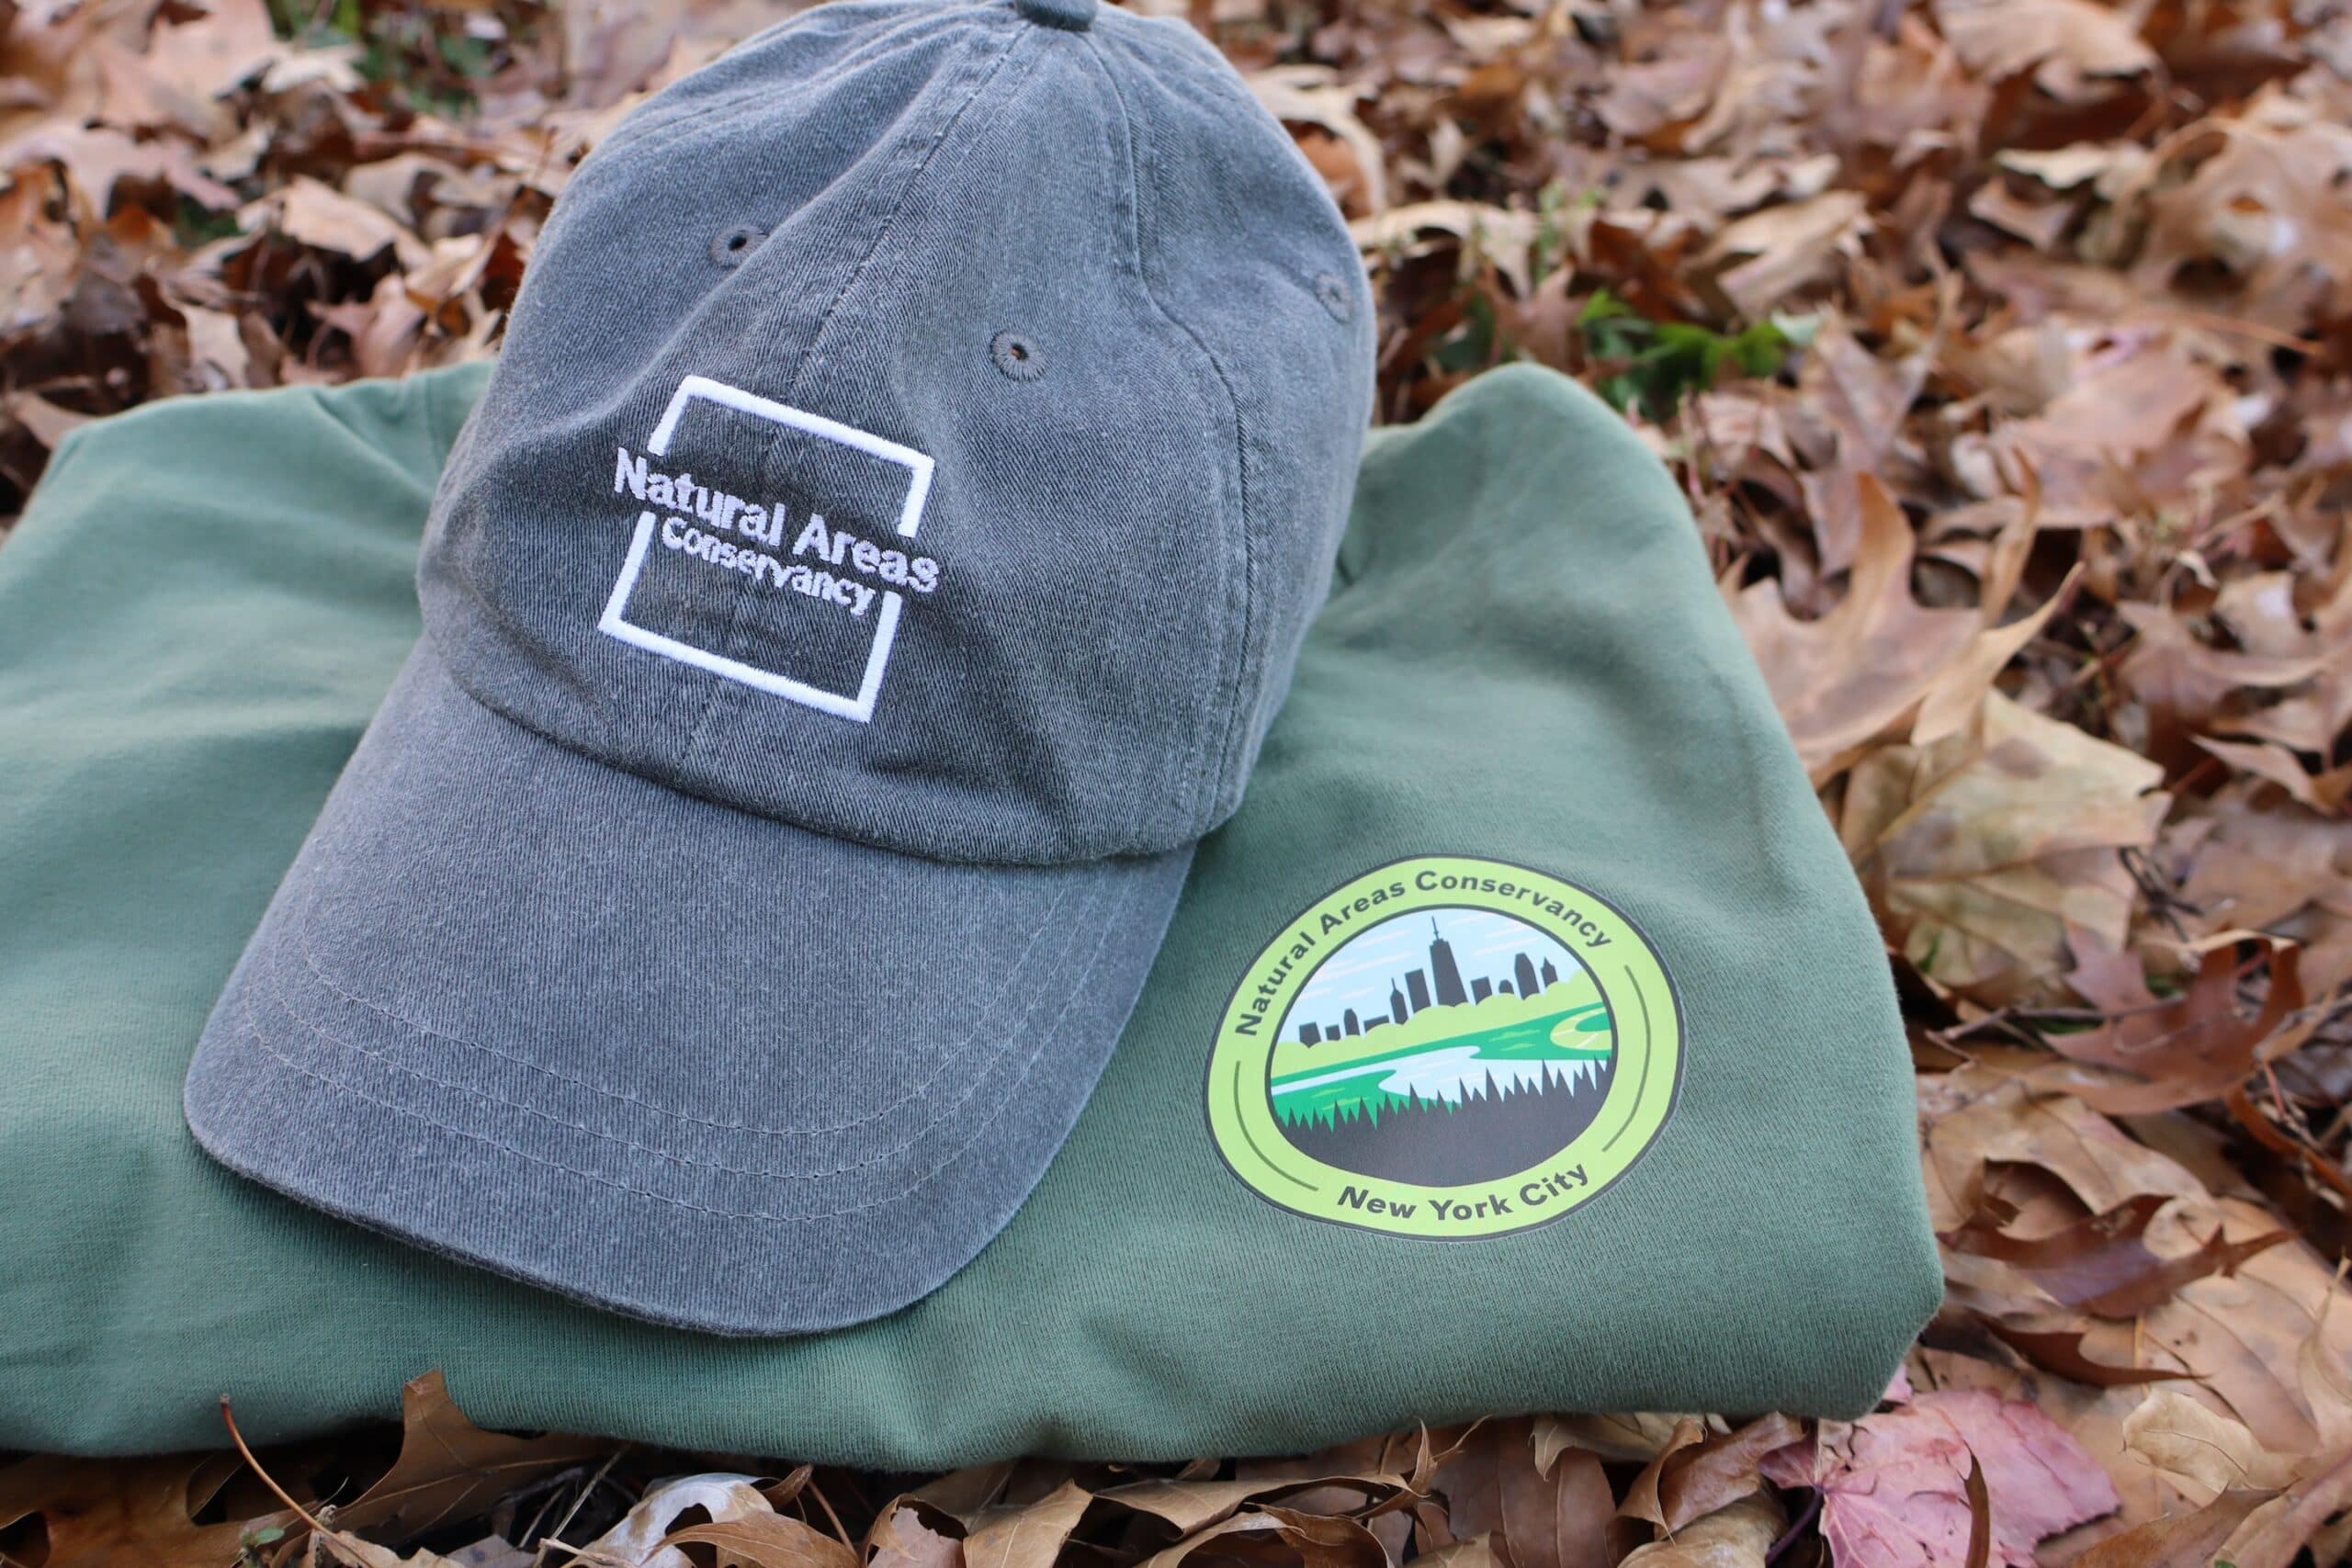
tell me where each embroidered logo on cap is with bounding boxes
[1204,855,1682,1239]
[597,374,938,723]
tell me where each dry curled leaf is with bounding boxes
[1619,1416,1800,1534]
[2068,1487,2278,1568]
[1841,694,2169,1005]
[964,1481,1093,1568]
[1758,1389,2118,1568]
[1943,1190,2289,1316]
[1932,0,2158,88]
[2028,938,2311,1114]
[1615,1495,1784,1568]
[319,1371,611,1544]
[660,1512,861,1568]
[2121,1391,2301,1502]
[1731,475,1995,783]
[0,1451,286,1568]
[1436,1418,1611,1568]
[1979,1322,2202,1388]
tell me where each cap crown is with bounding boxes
[420,0,1374,864]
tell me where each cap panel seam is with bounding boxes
[279,863,1086,1139]
[1148,39,1305,820]
[573,4,966,189]
[1078,29,1250,841]
[272,649,1102,1139]
[1107,17,1368,824]
[563,88,757,191]
[675,17,1038,771]
[227,860,1142,1223]
[248,865,1114,1181]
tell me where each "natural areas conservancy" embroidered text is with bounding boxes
[613,446,940,617]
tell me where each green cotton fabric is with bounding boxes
[0,363,1939,1460]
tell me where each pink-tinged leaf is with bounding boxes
[1761,1390,2118,1568]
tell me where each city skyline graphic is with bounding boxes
[1281,908,1583,1047]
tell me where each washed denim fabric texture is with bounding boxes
[182,0,1377,1335]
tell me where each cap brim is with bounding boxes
[185,641,1190,1335]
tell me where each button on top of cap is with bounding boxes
[1012,0,1094,31]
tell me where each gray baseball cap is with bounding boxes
[183,0,1374,1335]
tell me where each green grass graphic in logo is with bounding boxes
[1268,974,1616,1187]
[1205,855,1682,1241]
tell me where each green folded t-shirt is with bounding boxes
[0,363,1939,1460]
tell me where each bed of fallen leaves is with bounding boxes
[4,0,2351,1565]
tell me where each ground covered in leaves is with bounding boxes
[3,0,2350,1565]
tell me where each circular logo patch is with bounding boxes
[1205,855,1681,1239]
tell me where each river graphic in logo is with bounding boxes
[1206,855,1681,1239]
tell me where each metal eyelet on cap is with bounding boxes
[1012,0,1095,30]
[1315,271,1353,321]
[711,225,765,267]
[990,330,1046,381]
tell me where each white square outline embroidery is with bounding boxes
[595,374,936,724]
